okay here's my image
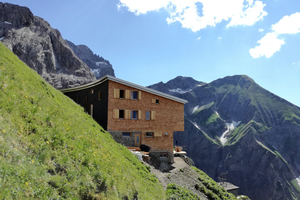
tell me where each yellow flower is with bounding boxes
[2,130,5,133]
[31,160,34,163]
[25,182,28,185]
[46,141,49,144]
[39,107,41,110]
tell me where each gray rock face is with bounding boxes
[150,75,300,200]
[66,40,115,79]
[0,3,96,89]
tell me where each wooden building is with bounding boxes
[60,75,187,162]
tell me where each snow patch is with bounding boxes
[0,37,4,41]
[95,61,108,67]
[220,121,241,145]
[169,88,191,94]
[4,21,12,25]
[296,177,300,187]
[215,111,220,116]
[192,105,199,113]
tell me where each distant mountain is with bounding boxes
[149,75,300,200]
[0,3,96,88]
[149,76,205,95]
[66,40,115,79]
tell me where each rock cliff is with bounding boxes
[149,75,300,200]
[0,3,96,89]
[66,40,115,79]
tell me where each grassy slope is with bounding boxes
[0,42,164,199]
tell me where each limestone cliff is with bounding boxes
[0,3,96,89]
[66,40,115,79]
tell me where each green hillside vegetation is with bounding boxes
[0,42,165,199]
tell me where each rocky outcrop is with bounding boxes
[0,3,96,89]
[66,40,115,79]
[150,75,300,200]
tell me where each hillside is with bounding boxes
[0,42,165,199]
[149,75,300,200]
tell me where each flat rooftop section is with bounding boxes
[218,182,239,191]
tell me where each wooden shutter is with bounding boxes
[152,99,156,103]
[154,132,162,137]
[113,109,119,119]
[125,110,130,119]
[125,90,131,99]
[138,91,142,100]
[151,111,156,120]
[138,110,141,119]
[98,91,101,100]
[114,89,120,98]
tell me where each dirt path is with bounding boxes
[146,157,208,199]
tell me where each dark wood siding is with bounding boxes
[63,81,109,130]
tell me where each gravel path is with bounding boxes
[146,157,208,199]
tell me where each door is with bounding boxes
[134,133,141,147]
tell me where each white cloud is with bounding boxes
[271,12,300,34]
[118,0,267,32]
[258,28,264,32]
[250,12,300,58]
[226,0,267,27]
[292,61,300,66]
[249,32,285,58]
[117,0,170,15]
[197,36,201,40]
[218,37,222,39]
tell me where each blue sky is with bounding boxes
[3,0,300,107]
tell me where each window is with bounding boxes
[98,91,101,100]
[152,99,159,104]
[160,153,168,158]
[90,89,94,94]
[119,110,125,119]
[122,132,131,137]
[146,111,151,120]
[119,90,125,99]
[146,132,154,137]
[131,110,138,119]
[131,91,138,100]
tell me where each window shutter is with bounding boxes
[125,90,131,99]
[125,110,130,119]
[138,91,142,100]
[98,91,101,100]
[152,99,156,103]
[113,109,119,118]
[154,132,162,137]
[114,89,120,98]
[138,110,141,119]
[151,111,156,120]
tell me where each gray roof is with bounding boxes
[60,75,188,104]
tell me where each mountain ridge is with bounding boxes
[149,74,300,200]
[0,3,115,89]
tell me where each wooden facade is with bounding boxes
[61,75,187,155]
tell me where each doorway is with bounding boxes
[134,133,141,147]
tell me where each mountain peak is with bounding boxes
[211,75,255,89]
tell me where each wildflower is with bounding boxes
[2,130,5,133]
[39,107,41,110]
[46,141,49,144]
[25,182,28,186]
[31,160,34,163]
